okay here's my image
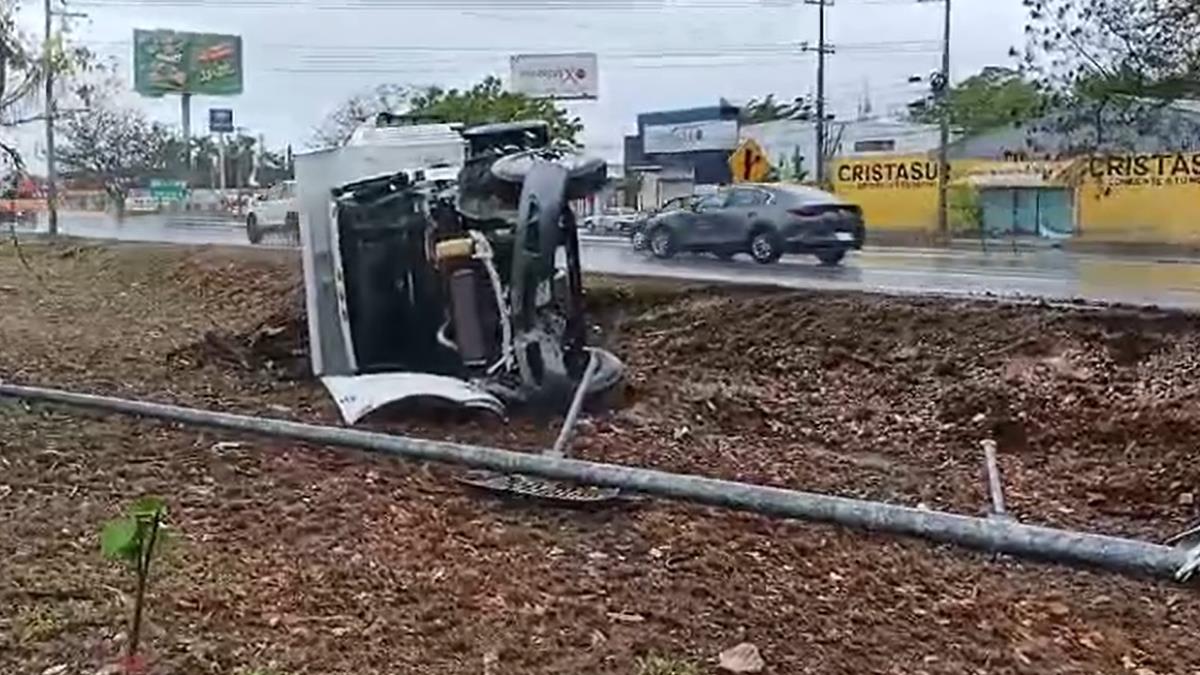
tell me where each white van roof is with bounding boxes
[347,122,466,148]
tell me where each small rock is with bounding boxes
[209,441,244,454]
[606,611,645,624]
[971,413,987,424]
[719,642,765,673]
[42,666,68,675]
[482,649,500,675]
[587,551,610,562]
[93,665,122,675]
[648,547,666,559]
[589,629,608,648]
[1045,602,1070,617]
[1179,492,1195,506]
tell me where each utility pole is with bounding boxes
[935,0,952,239]
[803,0,834,185]
[43,0,57,237]
[41,1,85,237]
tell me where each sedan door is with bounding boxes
[714,187,771,245]
[680,191,730,246]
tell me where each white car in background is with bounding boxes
[246,180,299,244]
[581,207,640,235]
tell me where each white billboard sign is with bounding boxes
[644,119,739,154]
[510,53,599,100]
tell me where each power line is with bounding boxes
[83,38,939,54]
[72,0,930,8]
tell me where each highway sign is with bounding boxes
[729,139,771,183]
[209,108,234,133]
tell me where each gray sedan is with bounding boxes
[641,184,864,265]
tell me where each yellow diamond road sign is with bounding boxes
[729,139,771,183]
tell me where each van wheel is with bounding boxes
[246,214,263,244]
[749,229,782,264]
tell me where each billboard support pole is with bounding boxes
[218,132,227,191]
[181,93,192,170]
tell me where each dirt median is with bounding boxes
[2,241,1199,675]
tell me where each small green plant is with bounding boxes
[101,497,169,673]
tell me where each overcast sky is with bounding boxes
[16,0,1027,166]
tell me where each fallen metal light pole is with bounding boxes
[1,381,1195,583]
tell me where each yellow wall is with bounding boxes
[1076,152,1200,245]
[828,156,996,232]
[830,151,1200,245]
[829,155,941,232]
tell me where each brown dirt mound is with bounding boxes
[5,243,1200,675]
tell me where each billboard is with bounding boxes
[134,29,244,97]
[510,53,598,100]
[644,119,739,154]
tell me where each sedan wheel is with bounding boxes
[749,230,782,264]
[816,249,847,266]
[631,230,648,251]
[650,228,676,259]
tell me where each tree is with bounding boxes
[57,100,173,214]
[407,76,582,145]
[1022,0,1200,150]
[739,94,815,124]
[0,0,93,170]
[313,76,583,148]
[311,82,408,148]
[1025,0,1200,100]
[908,66,1047,137]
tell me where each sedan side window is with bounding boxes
[727,189,766,207]
[696,193,726,211]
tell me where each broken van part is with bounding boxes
[2,380,1198,584]
[296,116,622,424]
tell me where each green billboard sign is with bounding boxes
[134,29,243,97]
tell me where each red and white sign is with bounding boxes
[510,53,598,100]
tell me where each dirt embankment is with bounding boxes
[2,241,1200,675]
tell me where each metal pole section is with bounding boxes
[0,380,1194,582]
[43,0,58,237]
[981,440,1007,518]
[549,351,600,458]
[936,0,952,239]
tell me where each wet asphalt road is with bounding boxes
[13,212,1200,309]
